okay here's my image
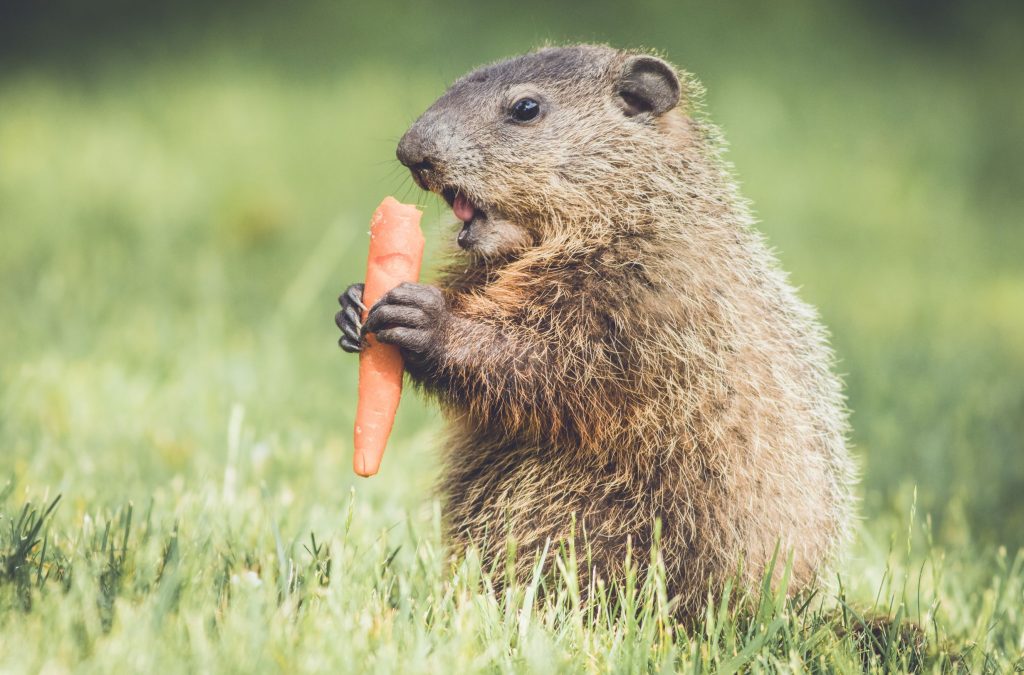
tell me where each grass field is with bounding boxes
[2,2,1023,671]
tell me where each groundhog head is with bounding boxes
[396,44,686,259]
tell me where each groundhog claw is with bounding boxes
[336,283,365,353]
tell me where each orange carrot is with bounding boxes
[353,197,425,477]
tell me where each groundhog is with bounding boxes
[336,44,855,617]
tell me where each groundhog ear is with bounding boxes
[617,55,681,117]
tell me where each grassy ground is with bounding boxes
[1,482,1022,672]
[2,2,1023,671]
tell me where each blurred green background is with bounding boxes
[2,0,1022,549]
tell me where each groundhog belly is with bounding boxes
[439,401,840,613]
[440,430,650,587]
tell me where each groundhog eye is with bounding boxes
[510,98,541,122]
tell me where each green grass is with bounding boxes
[1,2,1023,671]
[1,484,1023,671]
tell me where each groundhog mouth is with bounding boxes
[440,186,482,222]
[441,186,488,249]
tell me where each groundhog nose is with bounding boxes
[396,130,437,187]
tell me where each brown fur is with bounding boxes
[399,44,855,617]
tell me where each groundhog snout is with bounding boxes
[396,128,434,188]
[398,123,456,192]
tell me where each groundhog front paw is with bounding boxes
[361,282,447,367]
[336,283,366,353]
